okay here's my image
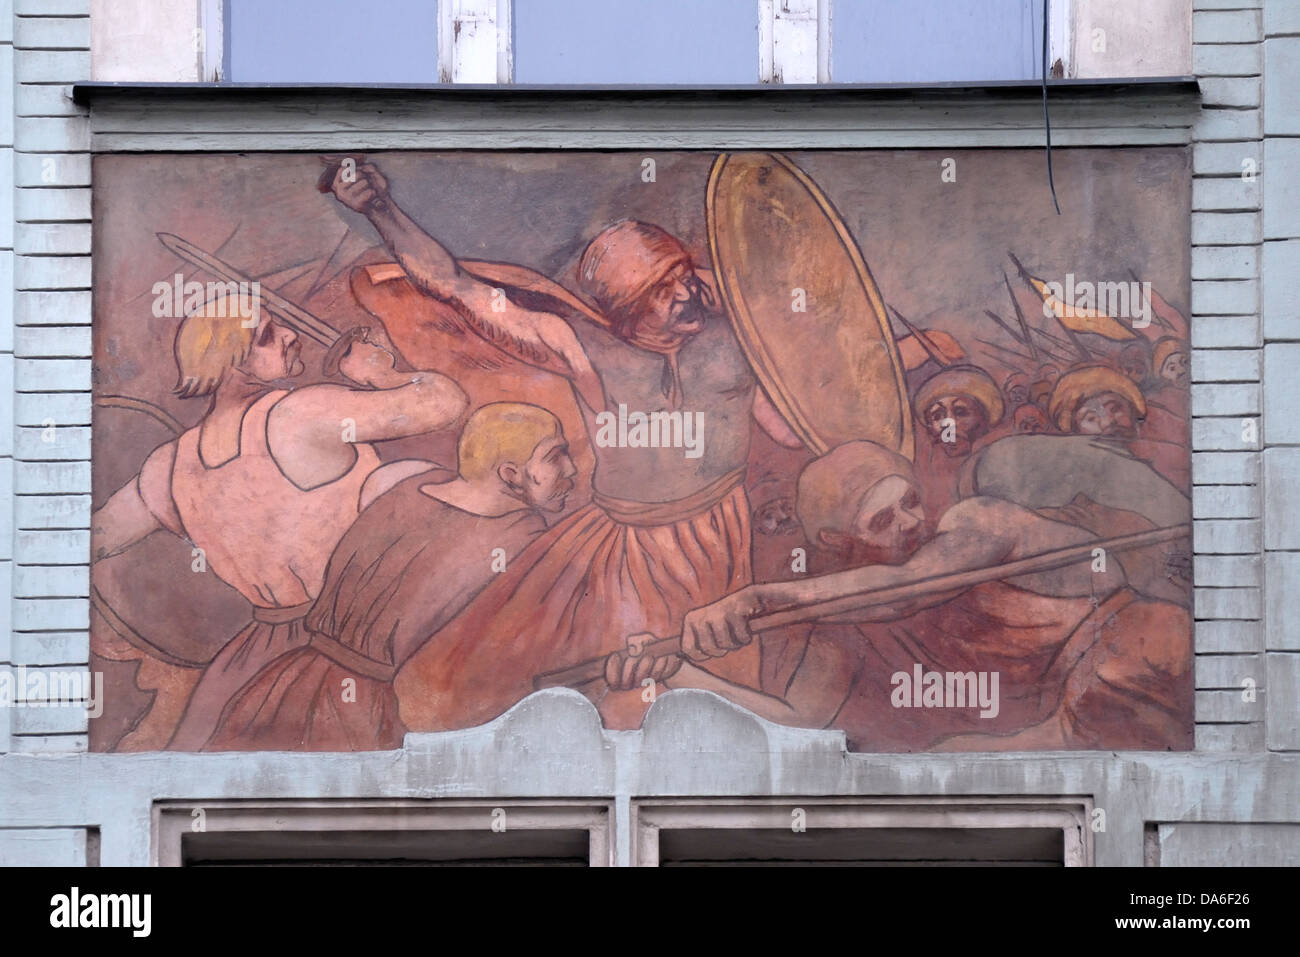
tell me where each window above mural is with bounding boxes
[91,0,1192,85]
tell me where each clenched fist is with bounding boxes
[330,160,390,215]
[680,586,762,661]
[337,336,397,388]
[604,632,683,690]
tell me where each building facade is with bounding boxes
[0,0,1297,867]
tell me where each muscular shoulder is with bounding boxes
[267,383,352,421]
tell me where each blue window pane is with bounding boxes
[514,0,759,84]
[228,0,438,83]
[833,0,1046,83]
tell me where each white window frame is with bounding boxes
[200,0,224,82]
[633,797,1093,866]
[209,0,1073,87]
[209,0,511,85]
[761,0,1075,85]
[153,799,614,866]
[438,0,513,83]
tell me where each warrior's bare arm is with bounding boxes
[92,441,184,559]
[269,339,468,488]
[331,162,604,411]
[679,499,1018,660]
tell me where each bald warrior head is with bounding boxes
[1049,364,1147,440]
[913,365,1005,458]
[797,441,927,566]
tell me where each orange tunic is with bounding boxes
[394,469,759,732]
[167,390,380,750]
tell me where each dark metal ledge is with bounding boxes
[72,77,1201,108]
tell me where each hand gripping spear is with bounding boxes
[533,523,1190,691]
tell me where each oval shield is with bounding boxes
[706,152,913,460]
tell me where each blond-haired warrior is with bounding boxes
[206,402,577,751]
[92,291,468,750]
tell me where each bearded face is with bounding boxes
[923,394,990,457]
[516,434,577,514]
[1073,391,1139,440]
[617,262,715,341]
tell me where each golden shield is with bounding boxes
[706,152,913,459]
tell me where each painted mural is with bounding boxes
[89,149,1194,753]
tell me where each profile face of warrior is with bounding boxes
[634,260,714,339]
[923,393,990,458]
[244,316,305,382]
[1073,391,1139,440]
[578,220,715,345]
[1158,350,1190,388]
[509,433,578,513]
[172,295,306,398]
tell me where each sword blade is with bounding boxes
[156,232,340,347]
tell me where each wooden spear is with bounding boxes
[533,523,1190,690]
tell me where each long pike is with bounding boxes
[889,306,952,367]
[533,523,1191,690]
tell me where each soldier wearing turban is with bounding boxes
[914,364,1006,458]
[1153,337,1190,389]
[1048,364,1146,438]
[1049,364,1187,489]
[910,364,1012,527]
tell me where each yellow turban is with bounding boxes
[912,365,1005,425]
[1048,364,1147,432]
